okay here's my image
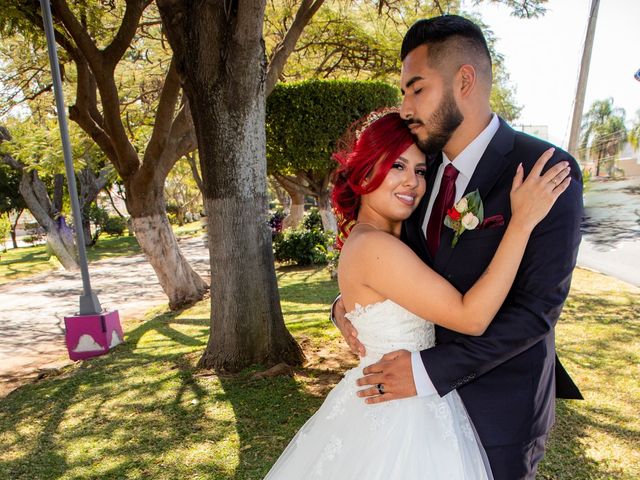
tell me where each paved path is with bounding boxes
[0,235,210,396]
[579,178,640,287]
[577,239,640,287]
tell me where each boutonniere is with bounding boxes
[444,190,484,247]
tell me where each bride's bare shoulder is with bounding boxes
[339,229,411,266]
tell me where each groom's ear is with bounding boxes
[457,64,477,97]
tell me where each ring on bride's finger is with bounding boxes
[376,383,385,395]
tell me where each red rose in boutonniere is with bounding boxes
[444,189,484,247]
[446,207,461,221]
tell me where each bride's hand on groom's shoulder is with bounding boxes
[334,297,366,357]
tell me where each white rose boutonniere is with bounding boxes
[443,190,484,247]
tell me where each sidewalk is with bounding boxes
[577,238,640,288]
[0,235,210,397]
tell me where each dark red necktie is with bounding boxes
[426,164,459,257]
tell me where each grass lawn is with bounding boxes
[0,267,637,479]
[0,221,205,285]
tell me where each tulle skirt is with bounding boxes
[264,358,492,479]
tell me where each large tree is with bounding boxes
[0,1,207,309]
[580,98,627,176]
[156,0,328,370]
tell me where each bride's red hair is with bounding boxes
[331,109,414,249]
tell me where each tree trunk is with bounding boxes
[82,207,94,246]
[317,191,337,233]
[284,189,305,230]
[19,170,78,269]
[78,167,109,246]
[270,177,291,211]
[272,173,314,230]
[10,208,22,249]
[126,174,208,311]
[158,0,304,372]
[53,174,64,214]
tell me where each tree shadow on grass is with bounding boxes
[540,401,630,479]
[0,308,228,479]
[540,290,639,479]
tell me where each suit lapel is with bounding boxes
[462,119,516,199]
[434,118,516,272]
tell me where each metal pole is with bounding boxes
[40,0,102,315]
[568,0,600,160]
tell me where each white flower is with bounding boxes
[454,197,468,213]
[461,212,480,230]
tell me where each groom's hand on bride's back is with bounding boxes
[356,350,417,403]
[332,297,366,357]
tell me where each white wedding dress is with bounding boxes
[264,299,493,479]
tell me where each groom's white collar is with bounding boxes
[441,113,500,182]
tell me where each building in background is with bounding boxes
[617,142,640,177]
[515,124,549,142]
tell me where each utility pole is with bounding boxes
[40,0,102,315]
[568,0,600,160]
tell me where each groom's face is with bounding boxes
[399,45,463,155]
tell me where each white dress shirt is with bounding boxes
[411,113,500,397]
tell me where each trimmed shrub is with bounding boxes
[302,207,323,231]
[273,227,331,266]
[103,216,127,236]
[266,80,400,177]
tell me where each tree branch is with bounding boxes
[50,0,102,69]
[272,172,315,197]
[152,100,197,182]
[103,0,152,68]
[185,152,203,193]
[144,56,180,165]
[266,0,325,96]
[0,127,25,173]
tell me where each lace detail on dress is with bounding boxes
[453,396,476,442]
[426,399,457,443]
[364,402,398,432]
[311,435,343,477]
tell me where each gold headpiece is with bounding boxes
[354,107,400,140]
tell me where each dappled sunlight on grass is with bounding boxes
[540,268,639,479]
[0,244,62,284]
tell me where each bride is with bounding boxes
[264,110,570,479]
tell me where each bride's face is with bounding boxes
[361,143,427,222]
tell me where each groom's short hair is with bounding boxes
[401,15,492,84]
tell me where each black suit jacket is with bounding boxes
[402,118,583,447]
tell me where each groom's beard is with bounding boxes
[412,89,464,155]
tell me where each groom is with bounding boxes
[332,15,583,479]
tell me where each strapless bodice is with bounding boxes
[345,300,435,360]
